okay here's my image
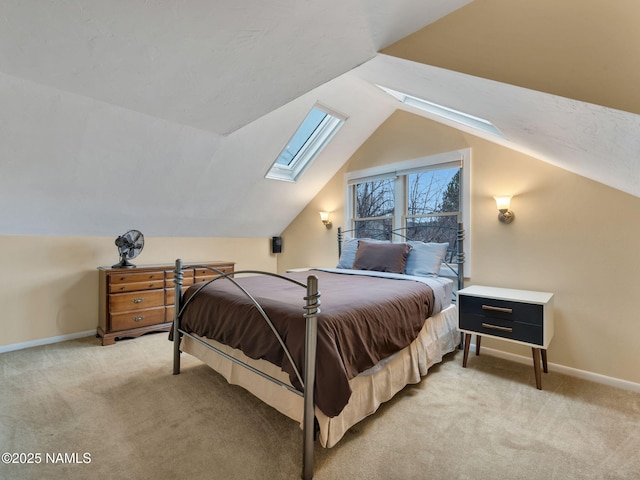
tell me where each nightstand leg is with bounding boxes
[475,335,481,356]
[462,333,472,367]
[532,348,542,390]
[541,349,548,373]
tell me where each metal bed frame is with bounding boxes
[171,223,464,480]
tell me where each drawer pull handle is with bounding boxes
[133,298,144,304]
[134,316,144,322]
[482,305,513,314]
[482,323,513,333]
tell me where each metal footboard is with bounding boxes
[171,259,320,480]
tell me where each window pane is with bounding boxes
[275,108,328,166]
[355,178,395,219]
[267,105,345,182]
[405,215,458,262]
[407,168,459,215]
[354,219,393,240]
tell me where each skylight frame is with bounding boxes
[266,104,346,182]
[378,85,504,139]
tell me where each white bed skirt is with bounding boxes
[179,303,459,448]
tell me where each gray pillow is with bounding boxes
[352,241,412,274]
[337,237,388,269]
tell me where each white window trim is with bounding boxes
[344,148,471,276]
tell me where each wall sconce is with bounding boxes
[494,196,515,224]
[319,211,332,229]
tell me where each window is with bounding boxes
[346,150,471,272]
[378,86,504,139]
[266,104,346,182]
[404,167,460,247]
[353,177,395,239]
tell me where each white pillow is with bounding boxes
[404,241,449,277]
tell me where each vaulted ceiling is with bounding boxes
[1,0,638,237]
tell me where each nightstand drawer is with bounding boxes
[459,295,543,326]
[459,313,543,345]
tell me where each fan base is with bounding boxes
[112,257,137,269]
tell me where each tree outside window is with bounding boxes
[353,167,460,259]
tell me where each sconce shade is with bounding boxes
[494,195,512,212]
[319,211,332,228]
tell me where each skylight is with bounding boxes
[378,85,504,139]
[266,105,346,182]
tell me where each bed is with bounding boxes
[171,224,465,479]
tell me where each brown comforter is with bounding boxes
[179,270,434,417]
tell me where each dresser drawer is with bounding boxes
[194,265,233,280]
[109,290,165,313]
[166,305,177,323]
[110,306,166,331]
[165,272,194,288]
[165,286,191,304]
[110,271,165,285]
[109,280,165,294]
[459,295,543,326]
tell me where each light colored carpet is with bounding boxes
[1,332,639,480]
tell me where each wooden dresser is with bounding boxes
[98,261,234,346]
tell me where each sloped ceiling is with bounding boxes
[1,0,639,238]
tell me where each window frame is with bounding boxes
[344,148,471,275]
[265,104,346,183]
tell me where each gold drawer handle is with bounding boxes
[133,298,144,304]
[482,305,513,314]
[134,316,144,322]
[482,323,513,333]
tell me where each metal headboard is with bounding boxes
[337,223,465,293]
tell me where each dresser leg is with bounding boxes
[475,335,481,356]
[532,348,542,390]
[462,333,472,367]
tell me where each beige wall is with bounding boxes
[279,110,640,385]
[0,235,276,348]
[382,0,640,115]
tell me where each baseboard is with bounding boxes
[473,343,640,393]
[0,330,97,354]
